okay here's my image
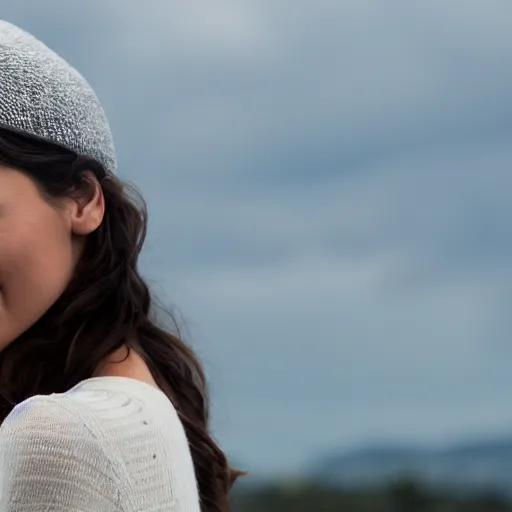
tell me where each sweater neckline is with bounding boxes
[69,375,169,402]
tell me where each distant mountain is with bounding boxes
[312,437,512,497]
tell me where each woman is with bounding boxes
[0,20,241,511]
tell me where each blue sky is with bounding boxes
[3,1,512,477]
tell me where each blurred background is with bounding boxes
[3,1,511,510]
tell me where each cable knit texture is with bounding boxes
[0,376,201,511]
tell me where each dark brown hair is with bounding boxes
[0,128,243,511]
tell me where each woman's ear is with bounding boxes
[68,171,105,236]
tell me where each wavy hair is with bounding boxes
[0,128,242,511]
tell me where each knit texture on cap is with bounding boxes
[0,20,116,173]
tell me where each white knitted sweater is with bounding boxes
[0,376,201,511]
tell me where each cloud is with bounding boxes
[142,133,511,472]
[89,0,512,180]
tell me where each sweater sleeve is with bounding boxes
[0,396,121,511]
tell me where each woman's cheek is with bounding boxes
[0,241,56,345]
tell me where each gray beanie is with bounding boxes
[0,20,117,174]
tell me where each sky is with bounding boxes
[2,1,512,477]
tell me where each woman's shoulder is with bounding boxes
[0,376,180,442]
[0,393,111,463]
[64,376,184,434]
[0,380,199,510]
[0,395,126,510]
[1,393,87,435]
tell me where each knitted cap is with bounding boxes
[0,20,116,173]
